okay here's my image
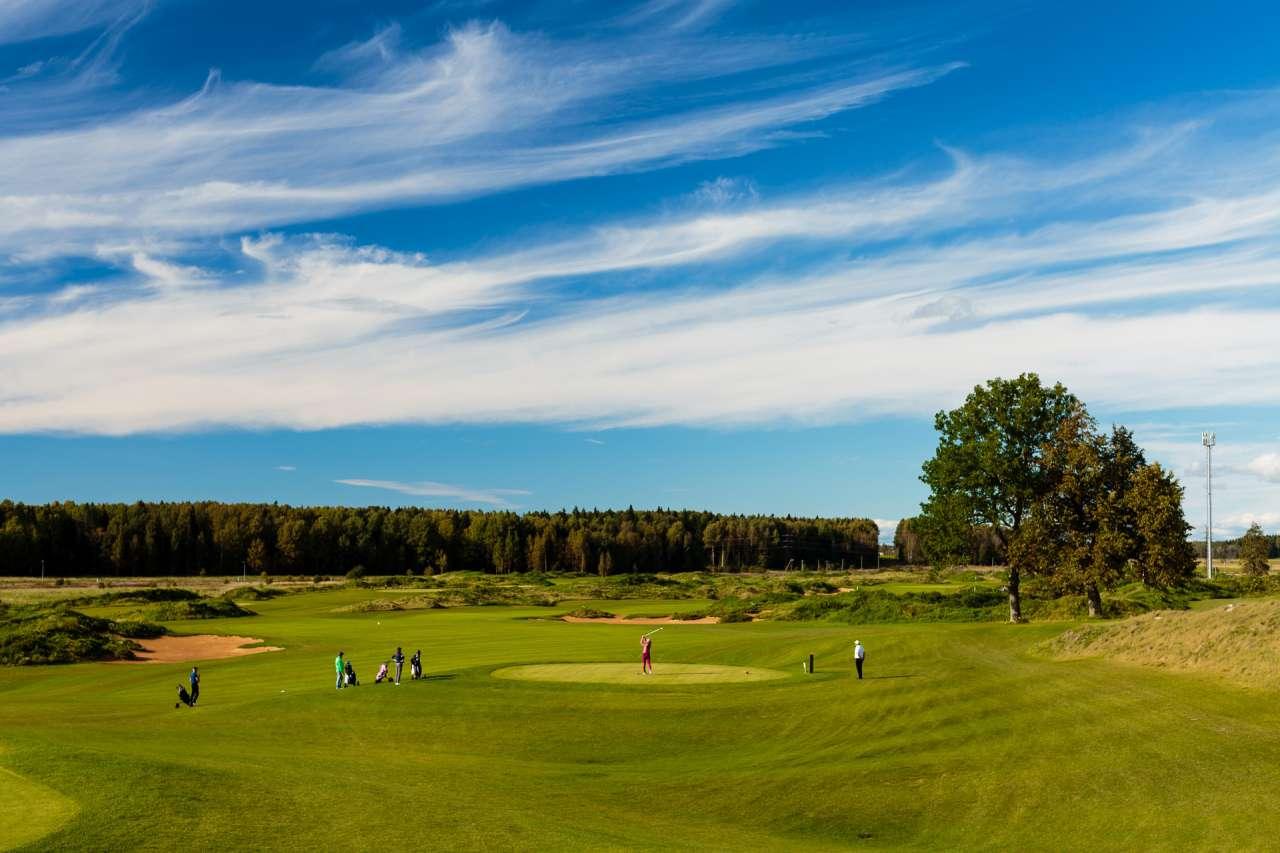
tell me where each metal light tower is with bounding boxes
[1202,432,1216,579]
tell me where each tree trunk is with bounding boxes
[1086,584,1103,618]
[1007,565,1022,623]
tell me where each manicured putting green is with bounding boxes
[492,662,789,684]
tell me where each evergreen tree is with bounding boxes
[1239,523,1271,577]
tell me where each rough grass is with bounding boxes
[1045,599,1280,689]
[777,587,1009,623]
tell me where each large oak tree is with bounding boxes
[920,373,1081,622]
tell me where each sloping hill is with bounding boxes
[1047,599,1280,688]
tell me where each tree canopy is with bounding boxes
[920,373,1080,620]
[920,373,1194,620]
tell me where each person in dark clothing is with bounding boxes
[345,660,358,686]
[410,650,422,680]
[391,647,405,685]
[176,684,193,708]
[189,666,200,706]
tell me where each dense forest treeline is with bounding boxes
[1190,532,1280,561]
[0,500,879,577]
[893,518,1006,566]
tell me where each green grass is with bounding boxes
[4,584,1280,850]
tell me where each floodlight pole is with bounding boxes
[1203,432,1216,579]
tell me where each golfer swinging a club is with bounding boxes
[640,632,654,675]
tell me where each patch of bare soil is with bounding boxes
[560,615,719,625]
[117,635,282,663]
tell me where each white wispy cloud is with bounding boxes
[619,0,735,32]
[0,20,954,259]
[6,103,1280,436]
[0,0,151,44]
[335,478,531,506]
[275,465,297,472]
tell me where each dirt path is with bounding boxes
[560,615,719,625]
[118,635,283,663]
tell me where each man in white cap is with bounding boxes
[854,640,866,679]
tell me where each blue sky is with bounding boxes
[3,0,1280,540]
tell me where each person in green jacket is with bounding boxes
[335,651,346,690]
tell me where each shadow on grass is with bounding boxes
[418,674,457,682]
[861,674,920,680]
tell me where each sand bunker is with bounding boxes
[560,615,719,625]
[121,635,282,663]
[492,662,786,685]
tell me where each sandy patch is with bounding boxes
[119,635,282,663]
[560,615,719,625]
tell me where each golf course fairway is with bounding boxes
[4,584,1280,850]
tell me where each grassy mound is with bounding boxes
[66,588,201,607]
[227,586,288,601]
[143,597,254,620]
[563,607,616,619]
[1046,600,1280,688]
[777,587,1008,623]
[0,604,166,665]
[337,595,446,613]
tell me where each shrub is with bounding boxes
[346,566,366,580]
